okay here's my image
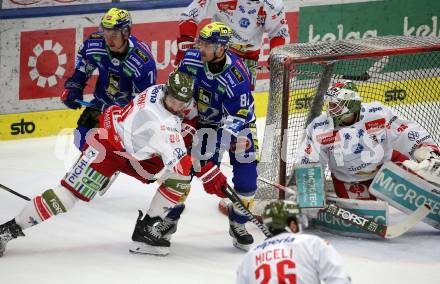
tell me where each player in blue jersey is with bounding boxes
[167,22,259,251]
[61,8,157,150]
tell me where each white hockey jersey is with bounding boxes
[296,102,437,183]
[109,84,197,173]
[236,232,351,284]
[180,0,289,53]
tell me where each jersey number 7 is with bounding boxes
[255,260,296,284]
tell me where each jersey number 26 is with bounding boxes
[255,260,296,284]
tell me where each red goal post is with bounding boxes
[248,35,440,216]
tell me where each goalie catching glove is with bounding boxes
[402,145,440,186]
[195,162,227,198]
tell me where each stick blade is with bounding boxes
[385,204,431,239]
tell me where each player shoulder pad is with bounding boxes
[362,101,386,114]
[229,53,252,82]
[125,39,153,70]
[85,32,105,49]
[309,114,331,130]
[181,48,203,75]
[182,48,202,61]
[145,85,164,105]
[263,0,284,11]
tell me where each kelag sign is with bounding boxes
[298,0,440,43]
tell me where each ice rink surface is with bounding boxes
[0,122,439,284]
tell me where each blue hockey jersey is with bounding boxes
[70,32,157,109]
[178,49,255,134]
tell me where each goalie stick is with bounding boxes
[0,183,31,201]
[257,176,432,239]
[223,184,273,238]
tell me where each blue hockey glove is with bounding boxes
[61,89,83,109]
[61,78,84,109]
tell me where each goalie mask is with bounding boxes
[325,81,361,127]
[263,200,302,234]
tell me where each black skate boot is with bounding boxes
[157,204,184,241]
[0,219,25,257]
[229,219,254,251]
[129,211,170,256]
[156,217,179,241]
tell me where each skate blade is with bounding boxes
[129,241,169,256]
[232,239,251,252]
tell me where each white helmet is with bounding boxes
[325,81,361,127]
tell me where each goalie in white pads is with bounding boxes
[296,81,440,201]
[0,70,198,257]
[236,200,351,284]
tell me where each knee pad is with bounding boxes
[62,145,111,201]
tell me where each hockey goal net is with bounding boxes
[251,35,440,216]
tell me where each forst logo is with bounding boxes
[385,88,407,102]
[10,119,36,135]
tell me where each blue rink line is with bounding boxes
[0,0,192,20]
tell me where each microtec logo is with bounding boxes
[10,119,36,135]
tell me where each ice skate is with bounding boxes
[0,219,25,257]
[129,211,170,256]
[156,217,179,241]
[229,220,254,251]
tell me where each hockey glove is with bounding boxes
[403,145,440,186]
[77,107,101,129]
[181,121,197,149]
[61,78,84,109]
[61,89,82,109]
[195,162,227,198]
[175,36,195,66]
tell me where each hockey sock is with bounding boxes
[15,185,78,230]
[147,182,189,219]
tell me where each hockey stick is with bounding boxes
[223,184,273,238]
[75,99,98,109]
[257,177,432,239]
[0,183,31,201]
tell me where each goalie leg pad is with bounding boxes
[370,162,440,229]
[312,196,388,238]
[15,185,79,230]
[295,163,326,208]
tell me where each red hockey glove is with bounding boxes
[195,162,227,198]
[175,36,195,66]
